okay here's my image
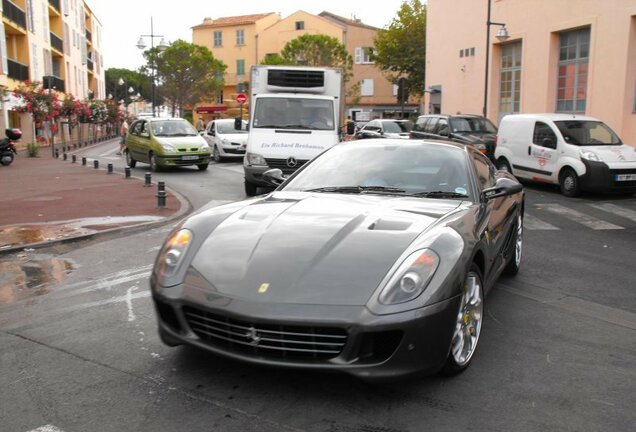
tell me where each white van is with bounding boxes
[494,114,636,196]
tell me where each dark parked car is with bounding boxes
[151,139,524,380]
[355,119,413,139]
[410,114,497,160]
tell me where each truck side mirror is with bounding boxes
[234,117,242,131]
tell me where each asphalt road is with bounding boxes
[1,141,635,432]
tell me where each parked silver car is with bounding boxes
[202,119,248,162]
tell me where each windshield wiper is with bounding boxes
[305,186,406,195]
[409,191,469,199]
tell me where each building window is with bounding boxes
[214,31,222,47]
[360,79,374,96]
[26,0,34,32]
[295,21,304,30]
[556,27,590,113]
[355,47,373,64]
[236,59,245,76]
[216,90,223,105]
[499,42,522,119]
[236,29,244,46]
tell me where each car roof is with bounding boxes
[345,137,469,153]
[417,114,485,119]
[500,113,600,122]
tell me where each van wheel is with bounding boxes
[149,153,161,172]
[245,181,258,196]
[559,168,580,197]
[125,150,136,168]
[496,158,512,174]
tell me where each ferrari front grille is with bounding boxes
[183,307,347,361]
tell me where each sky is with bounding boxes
[87,0,408,71]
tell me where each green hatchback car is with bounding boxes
[125,117,211,171]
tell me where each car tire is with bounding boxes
[502,213,523,276]
[559,167,580,197]
[244,180,258,196]
[213,145,223,163]
[441,264,484,376]
[125,150,136,168]
[149,153,160,172]
[197,163,209,171]
[496,158,512,174]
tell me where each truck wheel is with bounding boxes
[559,168,580,197]
[245,181,258,196]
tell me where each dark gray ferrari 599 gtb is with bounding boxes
[151,139,524,379]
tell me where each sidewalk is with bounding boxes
[0,141,189,254]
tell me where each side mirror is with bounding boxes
[234,117,242,131]
[543,137,556,149]
[482,177,523,200]
[262,168,286,186]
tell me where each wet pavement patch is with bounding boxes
[0,253,75,304]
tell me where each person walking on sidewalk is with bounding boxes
[118,118,129,155]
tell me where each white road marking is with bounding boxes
[27,426,65,432]
[539,203,623,230]
[215,164,244,174]
[126,287,137,322]
[588,203,636,223]
[523,213,560,230]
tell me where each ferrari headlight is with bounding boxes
[379,249,440,305]
[155,229,192,280]
[580,150,602,162]
[246,152,267,166]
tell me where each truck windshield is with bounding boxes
[252,97,335,131]
[554,121,622,146]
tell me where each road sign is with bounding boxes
[236,93,247,105]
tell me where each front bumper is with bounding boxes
[151,281,461,380]
[219,146,246,158]
[580,159,636,193]
[156,152,210,167]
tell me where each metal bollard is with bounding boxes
[63,152,67,161]
[144,172,152,186]
[82,157,87,166]
[156,183,167,208]
[107,163,113,174]
[71,154,77,163]
[93,160,99,169]
[125,167,131,178]
[55,149,59,158]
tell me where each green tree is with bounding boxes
[277,34,353,82]
[372,0,427,98]
[148,39,225,117]
[105,68,149,105]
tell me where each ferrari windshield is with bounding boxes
[554,120,622,146]
[283,142,473,199]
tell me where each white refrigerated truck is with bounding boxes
[243,65,343,196]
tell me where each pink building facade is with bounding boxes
[425,0,636,146]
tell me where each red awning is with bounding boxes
[196,105,227,113]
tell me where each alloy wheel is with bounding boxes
[450,271,483,367]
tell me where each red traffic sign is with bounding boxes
[236,93,247,105]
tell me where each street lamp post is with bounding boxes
[483,0,510,118]
[136,17,169,117]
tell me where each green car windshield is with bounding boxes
[152,120,199,137]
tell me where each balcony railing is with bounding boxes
[43,75,65,92]
[48,0,60,13]
[8,58,29,81]
[3,0,27,29]
[87,59,94,71]
[50,32,63,53]
[86,29,92,43]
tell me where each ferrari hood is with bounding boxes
[190,192,463,306]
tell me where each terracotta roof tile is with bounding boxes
[193,13,277,29]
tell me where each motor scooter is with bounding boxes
[0,128,21,166]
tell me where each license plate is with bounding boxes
[181,155,199,160]
[615,174,636,181]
